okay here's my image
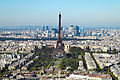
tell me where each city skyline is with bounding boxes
[0,0,120,26]
[0,2,120,79]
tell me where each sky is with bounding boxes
[0,0,120,26]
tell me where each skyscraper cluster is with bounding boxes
[39,25,85,38]
[38,25,87,38]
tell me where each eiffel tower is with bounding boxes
[53,12,65,58]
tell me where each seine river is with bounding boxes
[0,37,100,41]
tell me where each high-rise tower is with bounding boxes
[53,12,65,57]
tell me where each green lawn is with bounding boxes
[53,58,62,69]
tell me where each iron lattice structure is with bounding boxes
[53,12,65,57]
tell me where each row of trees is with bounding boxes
[60,47,85,71]
[29,47,54,71]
